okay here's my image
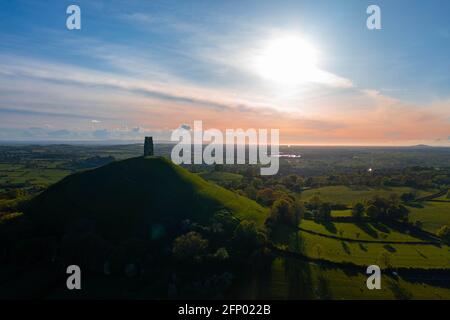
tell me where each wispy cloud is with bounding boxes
[0,5,449,146]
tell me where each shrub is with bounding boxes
[366,205,380,219]
[270,199,296,226]
[172,231,208,261]
[316,203,331,220]
[232,221,266,254]
[401,192,416,203]
[213,247,229,261]
[352,203,365,219]
[414,220,423,229]
[256,188,276,206]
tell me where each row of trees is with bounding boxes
[265,193,411,230]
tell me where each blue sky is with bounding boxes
[0,0,449,145]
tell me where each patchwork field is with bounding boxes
[299,220,426,242]
[238,257,450,299]
[272,226,450,269]
[301,186,434,206]
[0,163,70,192]
[409,200,450,234]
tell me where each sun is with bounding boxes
[253,35,320,86]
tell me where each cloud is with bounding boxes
[0,106,107,121]
[0,54,275,114]
[0,31,448,146]
[48,129,71,138]
[92,129,110,139]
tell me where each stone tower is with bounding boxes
[144,136,154,156]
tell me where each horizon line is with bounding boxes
[0,139,448,148]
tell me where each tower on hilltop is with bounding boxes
[144,137,154,156]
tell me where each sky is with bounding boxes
[0,0,449,145]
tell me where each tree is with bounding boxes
[352,203,365,219]
[386,205,409,222]
[367,196,390,216]
[211,209,239,235]
[293,200,306,222]
[414,220,423,229]
[388,193,400,206]
[437,225,450,244]
[270,199,297,226]
[213,247,229,261]
[366,205,380,219]
[309,195,322,210]
[282,174,297,188]
[244,186,257,200]
[317,203,331,220]
[304,177,314,187]
[400,192,415,203]
[172,231,208,261]
[232,221,266,254]
[256,188,276,206]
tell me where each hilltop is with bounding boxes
[26,156,268,241]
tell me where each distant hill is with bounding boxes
[411,144,432,148]
[25,156,268,241]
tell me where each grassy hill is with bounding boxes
[25,156,268,241]
[198,171,243,183]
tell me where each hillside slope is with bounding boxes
[26,156,268,241]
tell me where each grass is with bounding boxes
[198,171,243,183]
[409,200,450,234]
[299,220,426,242]
[0,163,70,189]
[263,257,450,299]
[272,226,450,269]
[301,185,433,205]
[331,209,353,218]
[171,161,268,226]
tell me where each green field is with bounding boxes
[272,226,450,269]
[299,220,426,242]
[301,186,433,206]
[237,257,450,299]
[0,163,70,191]
[331,209,353,217]
[409,200,450,234]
